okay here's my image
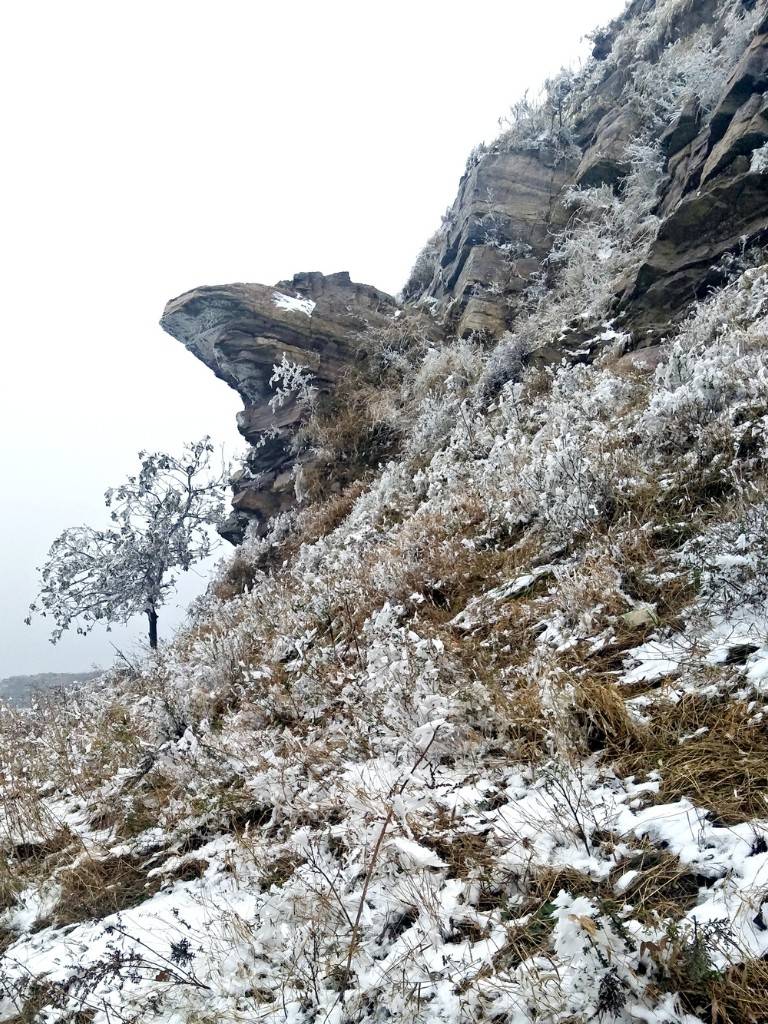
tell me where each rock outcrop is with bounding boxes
[417,0,768,342]
[162,272,399,541]
[422,148,577,337]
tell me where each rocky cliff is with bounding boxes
[162,0,768,542]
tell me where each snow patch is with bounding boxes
[272,291,316,316]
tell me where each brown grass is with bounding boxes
[618,694,768,825]
[212,549,261,601]
[293,376,403,502]
[413,818,493,879]
[0,982,92,1024]
[572,675,643,755]
[610,847,701,924]
[0,830,75,928]
[296,479,369,548]
[527,866,602,903]
[706,959,768,1024]
[53,854,160,926]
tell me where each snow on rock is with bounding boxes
[272,290,316,316]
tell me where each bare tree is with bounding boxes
[27,439,227,649]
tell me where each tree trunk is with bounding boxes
[147,608,158,650]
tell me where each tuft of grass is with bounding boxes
[413,821,492,879]
[293,375,403,502]
[619,695,768,825]
[572,675,643,755]
[527,866,605,904]
[652,922,768,1024]
[495,898,557,970]
[53,854,160,927]
[611,847,701,924]
[211,549,260,600]
[706,958,768,1024]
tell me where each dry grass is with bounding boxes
[0,983,92,1024]
[572,675,643,755]
[383,504,510,623]
[0,830,75,928]
[567,667,768,826]
[483,674,551,764]
[294,376,403,502]
[651,923,768,1024]
[492,899,556,972]
[619,694,768,825]
[527,866,602,903]
[610,847,701,924]
[255,852,301,892]
[413,817,493,879]
[211,548,260,601]
[705,959,768,1024]
[53,854,160,927]
[294,479,370,549]
[613,528,698,627]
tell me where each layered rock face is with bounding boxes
[625,6,768,328]
[161,272,398,541]
[423,148,577,337]
[419,0,768,341]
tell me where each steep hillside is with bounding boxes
[3,2,768,1023]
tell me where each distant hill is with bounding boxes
[0,670,102,705]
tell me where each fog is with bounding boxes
[0,0,625,678]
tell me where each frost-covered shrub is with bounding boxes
[495,70,581,164]
[363,316,432,387]
[402,339,485,458]
[682,498,768,616]
[508,368,640,535]
[478,331,531,399]
[408,339,484,398]
[268,353,317,412]
[751,141,768,174]
[542,143,664,328]
[401,228,444,301]
[642,265,768,454]
[627,24,736,128]
[575,0,762,136]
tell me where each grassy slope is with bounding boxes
[2,3,768,1022]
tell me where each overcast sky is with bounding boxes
[0,0,625,678]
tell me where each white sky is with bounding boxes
[0,0,626,678]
